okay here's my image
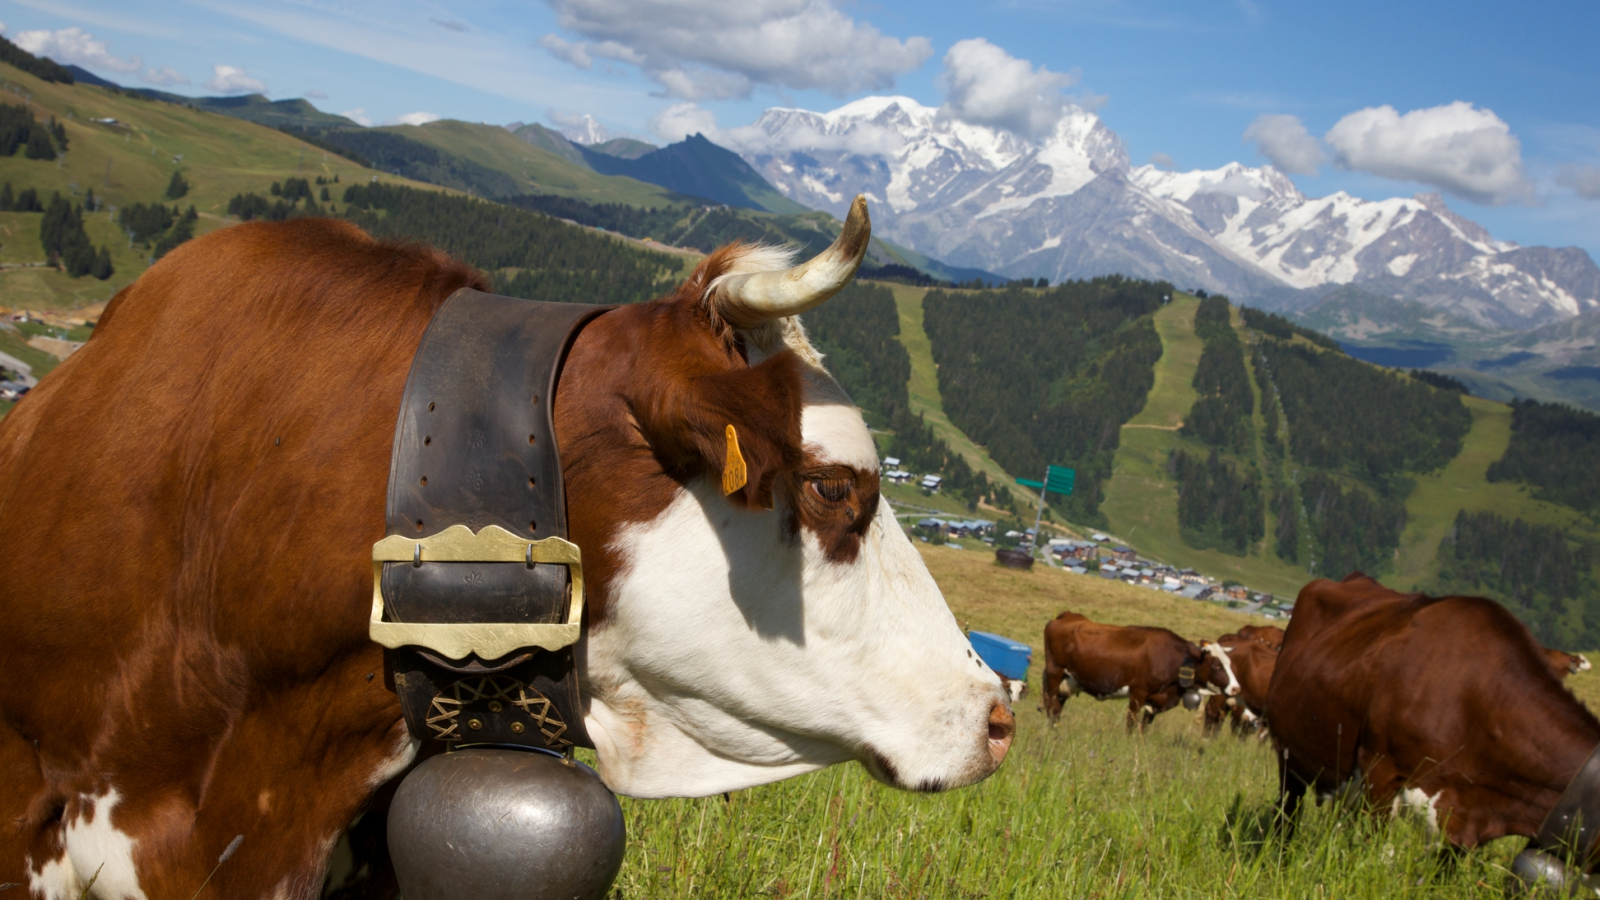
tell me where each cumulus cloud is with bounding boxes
[548,110,609,144]
[937,39,1077,141]
[1148,152,1175,169]
[205,64,267,94]
[649,102,717,143]
[1556,164,1600,201]
[1323,102,1534,205]
[140,66,189,87]
[341,108,374,127]
[541,0,931,100]
[387,111,441,126]
[1242,114,1326,175]
[14,27,141,74]
[304,89,328,100]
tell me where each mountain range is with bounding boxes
[725,96,1600,332]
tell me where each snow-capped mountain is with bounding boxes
[726,97,1600,329]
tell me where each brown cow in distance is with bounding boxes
[1267,573,1600,852]
[1237,624,1285,651]
[1202,633,1278,738]
[1544,647,1593,680]
[1042,611,1240,732]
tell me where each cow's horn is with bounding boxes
[713,195,871,328]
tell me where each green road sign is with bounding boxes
[1017,466,1075,496]
[1015,477,1043,490]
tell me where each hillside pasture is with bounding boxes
[603,543,1596,899]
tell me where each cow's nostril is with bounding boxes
[987,701,1015,765]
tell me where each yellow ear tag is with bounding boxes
[722,424,748,496]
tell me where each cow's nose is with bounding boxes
[1227,684,1240,697]
[987,700,1015,766]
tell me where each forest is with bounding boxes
[0,103,66,160]
[340,182,680,305]
[1169,449,1263,555]
[1433,510,1599,649]
[1181,295,1253,453]
[0,36,74,84]
[801,281,909,427]
[1487,399,1600,513]
[1258,337,1470,479]
[41,193,112,279]
[318,129,521,199]
[1239,304,1340,350]
[1298,471,1407,578]
[923,276,1170,525]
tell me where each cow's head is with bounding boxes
[554,197,1014,798]
[1197,641,1241,697]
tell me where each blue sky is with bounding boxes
[5,0,1598,257]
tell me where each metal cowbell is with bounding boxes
[389,747,626,900]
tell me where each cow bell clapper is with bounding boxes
[373,289,622,900]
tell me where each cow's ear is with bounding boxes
[636,348,806,508]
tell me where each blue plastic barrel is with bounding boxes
[968,631,1032,682]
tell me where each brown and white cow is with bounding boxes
[1041,611,1240,732]
[1202,633,1277,738]
[1268,573,1600,850]
[1543,647,1593,681]
[0,202,1014,899]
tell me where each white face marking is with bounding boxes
[1205,643,1241,696]
[581,476,1007,798]
[27,852,78,900]
[61,789,149,900]
[1578,654,1592,673]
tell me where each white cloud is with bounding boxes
[387,111,441,126]
[140,66,189,86]
[649,102,717,143]
[341,108,374,127]
[430,18,467,32]
[541,0,931,100]
[937,38,1077,140]
[0,22,7,34]
[548,110,609,144]
[1148,152,1175,169]
[1323,102,1535,205]
[1558,164,1600,201]
[1242,113,1327,175]
[539,34,592,69]
[205,64,268,94]
[14,26,141,74]
[304,89,328,100]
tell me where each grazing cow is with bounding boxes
[1268,573,1600,853]
[1041,611,1240,732]
[1236,624,1285,651]
[1543,647,1593,681]
[1202,634,1278,738]
[0,205,1015,899]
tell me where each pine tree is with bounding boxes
[0,182,11,212]
[166,170,189,200]
[90,246,114,280]
[24,129,55,160]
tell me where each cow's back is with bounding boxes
[0,219,485,893]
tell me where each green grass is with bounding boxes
[1102,296,1313,598]
[1390,395,1599,590]
[599,545,1584,900]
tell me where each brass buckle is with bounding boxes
[369,524,584,661]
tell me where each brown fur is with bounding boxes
[1266,572,1600,848]
[1542,647,1587,680]
[0,219,837,897]
[1202,634,1277,738]
[1041,611,1231,733]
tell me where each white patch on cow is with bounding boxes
[1391,786,1443,834]
[583,474,1008,798]
[1240,707,1259,724]
[26,851,79,900]
[1204,643,1241,696]
[1578,654,1593,673]
[60,789,149,900]
[366,726,420,788]
[1062,673,1081,696]
[1101,686,1131,700]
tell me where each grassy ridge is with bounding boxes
[602,545,1599,899]
[1102,296,1313,597]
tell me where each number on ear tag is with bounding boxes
[723,424,748,495]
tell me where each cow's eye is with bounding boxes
[811,479,852,503]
